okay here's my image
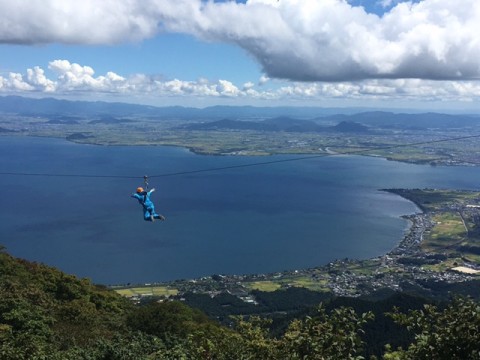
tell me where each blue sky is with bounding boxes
[0,0,479,110]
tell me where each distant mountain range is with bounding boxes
[0,95,478,130]
[320,111,480,130]
[180,117,371,133]
[0,95,368,118]
[181,112,480,132]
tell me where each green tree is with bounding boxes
[0,282,55,359]
[280,305,374,360]
[127,301,213,340]
[178,315,279,360]
[386,297,480,360]
[233,316,280,359]
[0,247,133,358]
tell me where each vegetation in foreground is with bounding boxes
[1,245,480,359]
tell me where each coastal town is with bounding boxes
[115,189,480,303]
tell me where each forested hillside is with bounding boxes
[1,245,479,359]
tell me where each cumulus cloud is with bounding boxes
[0,60,246,98]
[259,75,270,86]
[1,0,479,82]
[161,0,480,81]
[0,72,34,91]
[1,60,480,104]
[48,60,128,92]
[0,0,161,44]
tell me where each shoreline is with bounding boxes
[2,134,477,293]
[117,193,431,294]
[2,132,478,167]
[138,187,472,299]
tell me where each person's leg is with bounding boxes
[144,208,153,221]
[149,204,165,221]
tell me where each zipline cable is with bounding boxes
[1,133,480,180]
[0,172,139,179]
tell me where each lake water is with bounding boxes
[1,135,480,284]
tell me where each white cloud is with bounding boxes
[183,0,480,81]
[0,72,34,91]
[47,60,127,92]
[242,81,255,90]
[216,80,240,96]
[1,60,480,105]
[0,0,160,44]
[1,0,479,82]
[26,67,55,92]
[259,75,270,86]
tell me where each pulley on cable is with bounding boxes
[143,175,149,190]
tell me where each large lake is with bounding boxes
[1,136,480,284]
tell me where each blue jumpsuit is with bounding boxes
[132,190,162,221]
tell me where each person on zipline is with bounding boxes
[132,187,166,222]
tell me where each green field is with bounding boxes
[393,189,480,262]
[424,213,467,251]
[114,286,178,298]
[4,112,480,165]
[244,281,282,292]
